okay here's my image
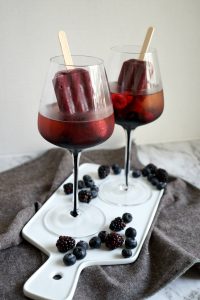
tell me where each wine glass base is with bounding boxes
[43,203,106,238]
[99,175,152,206]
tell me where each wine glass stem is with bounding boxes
[124,128,132,190]
[70,150,81,217]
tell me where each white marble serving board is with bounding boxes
[22,163,163,300]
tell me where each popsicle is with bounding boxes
[53,31,94,114]
[117,27,154,93]
[53,68,94,114]
[118,59,147,92]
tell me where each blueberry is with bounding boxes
[156,181,167,190]
[83,175,92,184]
[150,176,159,186]
[85,179,95,188]
[89,236,101,248]
[125,238,137,249]
[112,164,121,175]
[122,248,132,258]
[132,169,142,178]
[78,180,85,189]
[147,173,155,182]
[76,240,89,250]
[91,185,99,192]
[98,231,107,243]
[141,167,151,177]
[73,246,86,260]
[91,185,99,198]
[122,213,133,224]
[63,253,76,266]
[91,189,98,199]
[125,227,137,239]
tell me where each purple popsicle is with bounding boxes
[117,59,148,93]
[53,68,94,114]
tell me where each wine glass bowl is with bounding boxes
[38,55,114,237]
[99,45,164,206]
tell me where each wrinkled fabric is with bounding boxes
[0,146,199,300]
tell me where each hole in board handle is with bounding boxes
[53,274,63,280]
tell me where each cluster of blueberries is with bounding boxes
[56,212,137,266]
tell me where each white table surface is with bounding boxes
[0,139,200,300]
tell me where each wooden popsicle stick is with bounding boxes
[138,27,155,60]
[58,30,74,67]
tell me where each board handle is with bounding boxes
[23,256,82,300]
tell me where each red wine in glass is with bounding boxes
[38,103,114,150]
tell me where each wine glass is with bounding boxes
[38,55,114,237]
[99,45,164,206]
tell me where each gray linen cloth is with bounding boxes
[0,146,199,300]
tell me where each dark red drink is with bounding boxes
[111,85,164,130]
[38,103,114,150]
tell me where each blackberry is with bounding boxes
[78,190,92,203]
[78,180,85,189]
[98,231,107,243]
[89,236,101,249]
[122,213,133,224]
[112,164,121,175]
[98,165,110,179]
[146,163,157,175]
[125,238,137,249]
[132,169,142,178]
[76,240,89,250]
[122,248,132,258]
[63,183,73,194]
[105,232,124,250]
[125,227,137,239]
[156,168,168,183]
[56,236,75,253]
[109,217,126,232]
[73,246,86,260]
[63,253,76,266]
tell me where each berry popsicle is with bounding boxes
[53,30,94,114]
[53,68,94,114]
[117,27,154,94]
[117,59,147,93]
